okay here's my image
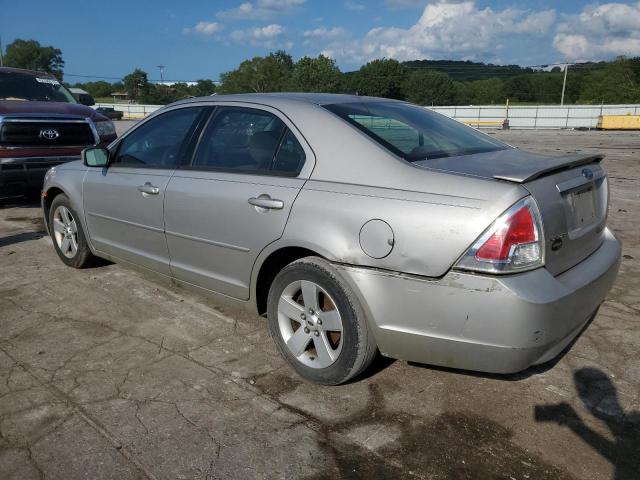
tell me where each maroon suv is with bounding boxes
[0,67,117,196]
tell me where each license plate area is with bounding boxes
[563,183,602,239]
[572,187,596,225]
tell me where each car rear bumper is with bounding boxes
[337,227,622,374]
[0,155,80,194]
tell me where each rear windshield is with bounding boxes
[324,101,508,162]
[0,72,76,103]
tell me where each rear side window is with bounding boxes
[114,107,201,169]
[191,107,305,176]
[324,101,508,162]
[272,130,306,175]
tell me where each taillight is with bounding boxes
[455,197,544,274]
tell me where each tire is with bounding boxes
[267,256,377,385]
[48,194,95,268]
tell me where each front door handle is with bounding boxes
[248,194,284,210]
[137,182,160,195]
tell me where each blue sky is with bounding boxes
[2,1,640,82]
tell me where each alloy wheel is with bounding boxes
[277,280,344,368]
[52,205,79,258]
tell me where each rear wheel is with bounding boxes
[49,194,95,268]
[267,257,377,385]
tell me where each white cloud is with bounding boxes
[183,21,224,36]
[230,24,293,48]
[553,2,640,60]
[218,0,305,21]
[322,1,555,63]
[303,27,346,40]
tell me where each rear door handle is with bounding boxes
[248,195,284,210]
[137,182,160,195]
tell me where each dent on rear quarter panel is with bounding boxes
[283,177,526,278]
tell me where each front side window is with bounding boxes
[113,107,201,169]
[0,72,76,103]
[324,101,508,162]
[192,107,305,175]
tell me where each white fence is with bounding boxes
[97,102,640,129]
[431,104,640,129]
[95,103,161,119]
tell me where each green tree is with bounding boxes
[142,84,179,104]
[354,59,407,99]
[401,69,458,105]
[219,51,294,93]
[291,55,341,92]
[3,39,64,78]
[463,78,506,104]
[123,69,151,101]
[76,81,113,98]
[191,79,217,97]
[579,58,640,104]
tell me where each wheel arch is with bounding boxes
[42,186,66,233]
[252,244,331,316]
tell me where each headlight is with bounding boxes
[95,120,116,137]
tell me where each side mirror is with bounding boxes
[83,147,110,167]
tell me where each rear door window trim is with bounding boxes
[183,105,306,178]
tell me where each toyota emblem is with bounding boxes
[40,128,60,140]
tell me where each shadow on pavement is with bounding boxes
[535,367,640,480]
[0,231,46,248]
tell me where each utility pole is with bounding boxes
[560,63,570,106]
[157,65,165,84]
[0,35,4,67]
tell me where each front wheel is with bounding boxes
[267,257,377,385]
[49,194,96,268]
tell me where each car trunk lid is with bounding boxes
[414,149,609,276]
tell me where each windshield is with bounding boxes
[324,101,508,161]
[0,72,77,103]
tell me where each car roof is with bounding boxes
[172,92,404,109]
[0,66,56,77]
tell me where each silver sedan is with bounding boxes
[41,94,621,385]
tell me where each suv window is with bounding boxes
[192,107,304,175]
[114,107,201,169]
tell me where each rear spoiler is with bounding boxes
[493,154,604,183]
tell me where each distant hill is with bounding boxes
[401,60,534,82]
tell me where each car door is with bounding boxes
[164,105,312,299]
[83,106,204,275]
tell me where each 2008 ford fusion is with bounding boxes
[42,94,621,385]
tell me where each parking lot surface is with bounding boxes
[1,128,639,479]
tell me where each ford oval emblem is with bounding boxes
[582,168,594,180]
[40,128,60,140]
